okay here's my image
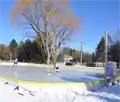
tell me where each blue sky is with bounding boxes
[0,0,119,53]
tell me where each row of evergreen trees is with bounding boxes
[0,39,47,63]
[0,35,119,65]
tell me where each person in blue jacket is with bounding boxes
[13,58,18,66]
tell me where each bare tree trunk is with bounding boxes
[53,52,57,67]
[103,62,105,67]
[47,54,50,64]
[117,61,119,68]
[118,61,120,69]
[46,52,51,72]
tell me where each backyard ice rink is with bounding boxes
[0,64,104,83]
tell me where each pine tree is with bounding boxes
[9,39,18,59]
[95,36,105,62]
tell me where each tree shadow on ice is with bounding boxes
[60,76,96,83]
[86,73,105,79]
[60,76,103,92]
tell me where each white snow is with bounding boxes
[0,78,120,102]
[0,61,104,69]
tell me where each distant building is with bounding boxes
[64,55,73,63]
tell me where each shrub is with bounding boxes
[65,62,73,66]
[86,62,95,67]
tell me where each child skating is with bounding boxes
[13,58,18,67]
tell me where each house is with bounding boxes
[64,55,73,63]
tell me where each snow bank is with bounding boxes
[0,77,120,102]
[0,80,35,102]
[0,61,104,69]
[0,79,102,102]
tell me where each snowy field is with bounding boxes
[0,78,120,102]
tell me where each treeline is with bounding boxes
[0,39,47,63]
[0,36,119,66]
[0,38,92,63]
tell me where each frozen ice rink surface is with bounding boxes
[0,65,104,83]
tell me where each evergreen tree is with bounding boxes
[91,52,97,62]
[95,36,105,62]
[9,39,18,59]
[108,41,120,68]
[17,39,46,63]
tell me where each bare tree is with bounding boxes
[11,0,79,71]
[50,26,74,67]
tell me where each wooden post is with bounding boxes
[10,52,12,76]
[104,31,108,82]
[80,42,82,66]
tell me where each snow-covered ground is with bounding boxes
[0,62,119,102]
[0,61,104,69]
[0,78,120,102]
